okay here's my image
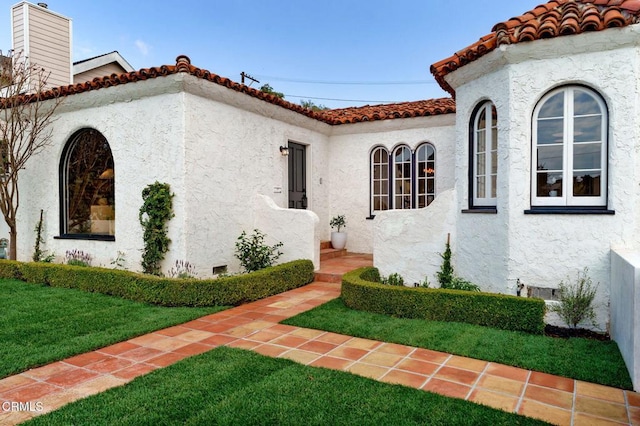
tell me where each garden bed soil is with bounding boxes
[544,324,609,341]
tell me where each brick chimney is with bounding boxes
[11,2,72,87]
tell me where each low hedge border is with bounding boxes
[342,267,546,334]
[0,259,315,307]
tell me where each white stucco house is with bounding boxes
[4,0,640,388]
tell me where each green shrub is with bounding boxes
[381,273,404,286]
[342,267,545,334]
[139,182,175,275]
[447,277,480,292]
[235,229,283,273]
[0,259,314,307]
[549,268,598,329]
[437,235,479,291]
[330,214,346,232]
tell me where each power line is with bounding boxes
[284,94,404,104]
[254,75,436,86]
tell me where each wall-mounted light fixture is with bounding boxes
[279,146,289,156]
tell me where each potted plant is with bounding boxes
[330,214,347,250]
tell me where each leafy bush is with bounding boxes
[381,273,404,286]
[548,268,598,328]
[330,215,346,232]
[235,229,283,273]
[0,259,314,307]
[64,249,92,267]
[416,276,430,288]
[342,267,545,334]
[139,182,174,275]
[447,277,480,292]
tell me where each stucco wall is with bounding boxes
[181,80,330,275]
[253,194,320,269]
[328,114,456,254]
[448,26,640,329]
[374,189,457,285]
[19,80,187,272]
[18,74,332,275]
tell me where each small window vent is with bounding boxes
[212,265,227,275]
[527,286,560,301]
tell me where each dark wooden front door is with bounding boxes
[288,142,307,209]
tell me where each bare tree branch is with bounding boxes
[0,51,64,259]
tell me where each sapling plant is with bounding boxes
[549,268,599,329]
[235,229,283,273]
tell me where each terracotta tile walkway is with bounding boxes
[1,254,639,425]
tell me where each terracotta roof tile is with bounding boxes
[318,98,455,124]
[2,55,454,125]
[431,0,640,96]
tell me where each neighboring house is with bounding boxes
[9,2,133,87]
[4,0,640,389]
[73,51,134,84]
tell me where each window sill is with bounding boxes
[461,208,497,214]
[524,208,615,215]
[55,234,115,241]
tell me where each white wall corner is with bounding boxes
[253,194,320,270]
[373,188,457,285]
[610,248,640,391]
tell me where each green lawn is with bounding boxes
[0,279,227,378]
[24,347,549,426]
[283,298,632,389]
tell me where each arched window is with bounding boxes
[393,145,412,209]
[60,129,115,238]
[471,101,497,207]
[532,86,607,207]
[416,143,436,208]
[371,146,389,213]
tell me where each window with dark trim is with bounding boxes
[370,143,436,216]
[469,101,497,208]
[371,146,389,213]
[531,86,607,208]
[59,128,115,239]
[393,145,412,209]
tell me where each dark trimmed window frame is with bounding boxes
[368,142,436,218]
[466,100,498,213]
[57,128,115,241]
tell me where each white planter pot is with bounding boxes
[331,231,347,250]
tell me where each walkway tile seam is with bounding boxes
[358,346,424,372]
[463,358,490,401]
[277,347,323,365]
[513,369,533,414]
[374,347,425,379]
[43,361,138,390]
[625,391,635,425]
[378,368,431,390]
[573,394,631,424]
[571,379,578,425]
[18,360,109,387]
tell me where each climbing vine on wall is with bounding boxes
[139,182,175,275]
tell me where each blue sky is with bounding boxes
[0,1,541,108]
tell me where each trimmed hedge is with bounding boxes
[342,267,546,334]
[0,259,315,307]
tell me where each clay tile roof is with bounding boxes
[431,0,640,96]
[318,98,456,124]
[2,55,455,125]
